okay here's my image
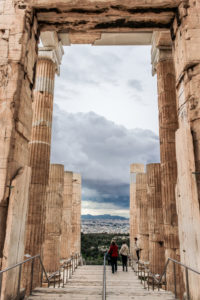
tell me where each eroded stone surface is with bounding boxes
[43,164,64,272]
[1,166,31,300]
[25,0,180,43]
[0,0,38,267]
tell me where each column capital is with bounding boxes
[151,31,173,76]
[39,31,65,75]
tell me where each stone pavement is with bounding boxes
[28,265,175,300]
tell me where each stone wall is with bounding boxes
[1,167,31,300]
[0,0,38,264]
[173,2,200,299]
[0,1,38,299]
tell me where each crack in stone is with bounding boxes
[94,19,173,29]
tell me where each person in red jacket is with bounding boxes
[108,240,118,274]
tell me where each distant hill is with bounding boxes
[81,214,129,220]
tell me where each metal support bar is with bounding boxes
[30,258,35,295]
[185,268,190,300]
[17,265,22,299]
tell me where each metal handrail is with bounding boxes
[0,253,81,299]
[102,252,107,300]
[0,254,49,297]
[158,258,200,300]
[132,257,200,300]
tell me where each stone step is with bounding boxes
[28,265,176,300]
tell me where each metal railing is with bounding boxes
[0,253,81,299]
[132,257,200,300]
[102,252,107,300]
[158,258,200,300]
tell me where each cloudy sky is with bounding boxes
[50,45,160,218]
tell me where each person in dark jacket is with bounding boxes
[108,240,118,274]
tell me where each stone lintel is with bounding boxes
[151,31,173,75]
[94,32,153,46]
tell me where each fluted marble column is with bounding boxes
[130,164,145,259]
[60,171,73,260]
[43,164,64,272]
[71,173,82,255]
[24,32,64,289]
[147,163,165,275]
[136,173,149,262]
[152,31,182,295]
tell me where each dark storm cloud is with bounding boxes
[50,105,160,210]
[127,79,143,91]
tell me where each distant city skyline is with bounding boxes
[50,45,160,218]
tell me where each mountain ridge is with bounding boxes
[81,214,129,220]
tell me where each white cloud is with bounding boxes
[54,45,158,133]
[82,201,130,218]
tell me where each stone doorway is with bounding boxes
[1,1,200,299]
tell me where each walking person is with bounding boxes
[134,237,141,262]
[108,240,118,274]
[119,241,129,272]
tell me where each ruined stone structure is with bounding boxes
[130,164,145,258]
[71,173,82,255]
[1,0,200,299]
[60,171,73,260]
[43,164,64,272]
[147,163,165,275]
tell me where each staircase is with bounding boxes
[27,265,175,300]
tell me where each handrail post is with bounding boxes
[17,264,22,299]
[30,258,35,295]
[0,272,2,298]
[40,269,43,287]
[103,252,107,300]
[173,261,177,298]
[185,267,190,300]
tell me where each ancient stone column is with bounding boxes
[136,173,149,262]
[0,3,38,299]
[71,173,82,255]
[129,164,145,259]
[152,31,183,295]
[43,164,64,272]
[147,163,165,275]
[172,2,200,299]
[60,171,73,260]
[24,32,64,289]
